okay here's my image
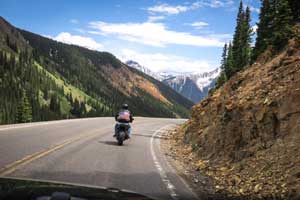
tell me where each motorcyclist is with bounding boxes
[114,104,134,138]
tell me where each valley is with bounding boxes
[0,17,193,125]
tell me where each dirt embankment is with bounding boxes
[163,39,300,199]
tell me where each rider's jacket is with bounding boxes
[115,109,134,123]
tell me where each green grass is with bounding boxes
[58,94,71,116]
[34,61,105,112]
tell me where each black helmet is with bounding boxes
[122,104,128,109]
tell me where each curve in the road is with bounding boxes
[0,118,198,200]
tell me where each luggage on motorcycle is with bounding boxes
[117,111,130,121]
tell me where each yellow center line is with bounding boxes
[0,130,101,177]
[0,120,147,177]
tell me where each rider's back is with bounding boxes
[115,109,133,123]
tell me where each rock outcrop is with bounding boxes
[181,39,300,198]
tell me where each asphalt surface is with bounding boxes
[0,117,198,200]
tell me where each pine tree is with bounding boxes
[216,43,228,88]
[252,0,272,61]
[80,102,87,117]
[230,1,252,71]
[272,0,293,49]
[225,42,234,79]
[68,93,73,106]
[220,43,228,71]
[5,35,10,47]
[71,98,80,117]
[288,0,300,21]
[232,1,245,71]
[16,90,32,123]
[253,0,294,61]
[50,94,60,113]
[0,51,4,65]
[240,6,252,67]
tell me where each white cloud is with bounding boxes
[70,19,79,24]
[147,16,165,22]
[89,21,225,47]
[119,49,216,73]
[147,1,234,15]
[202,0,234,8]
[189,21,209,29]
[147,4,190,15]
[53,32,103,51]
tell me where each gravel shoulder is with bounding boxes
[160,127,236,200]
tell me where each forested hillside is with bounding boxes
[0,16,193,124]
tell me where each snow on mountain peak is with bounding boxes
[125,60,162,80]
[168,68,220,92]
[125,59,220,103]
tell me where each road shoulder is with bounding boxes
[151,125,199,200]
[160,127,235,200]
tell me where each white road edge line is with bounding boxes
[157,130,199,200]
[150,125,179,200]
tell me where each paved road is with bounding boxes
[0,117,198,200]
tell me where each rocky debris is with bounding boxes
[163,127,300,199]
[162,129,234,200]
[163,39,300,199]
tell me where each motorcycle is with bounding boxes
[115,122,130,145]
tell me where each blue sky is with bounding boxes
[1,0,260,73]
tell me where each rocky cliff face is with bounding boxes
[182,39,300,198]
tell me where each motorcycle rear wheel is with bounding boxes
[117,131,125,145]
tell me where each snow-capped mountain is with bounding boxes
[162,68,220,103]
[125,60,220,103]
[125,60,162,80]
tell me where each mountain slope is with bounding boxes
[20,29,193,116]
[0,17,193,124]
[176,38,300,198]
[0,17,111,124]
